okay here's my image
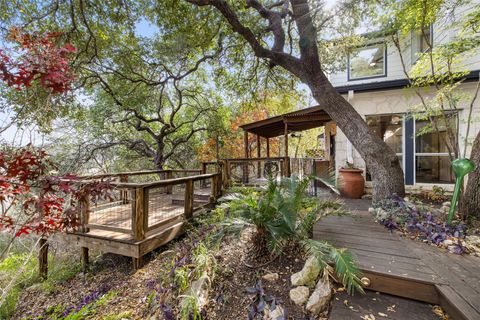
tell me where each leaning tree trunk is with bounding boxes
[185,0,406,202]
[462,130,480,220]
[306,73,405,202]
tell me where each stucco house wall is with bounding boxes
[333,82,480,191]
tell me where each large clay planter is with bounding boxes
[338,168,365,199]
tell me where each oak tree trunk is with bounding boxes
[305,73,405,202]
[462,130,480,220]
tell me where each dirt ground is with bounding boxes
[330,288,447,320]
[14,229,448,320]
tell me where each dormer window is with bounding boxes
[412,25,433,62]
[348,43,386,81]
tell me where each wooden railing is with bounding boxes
[221,157,287,186]
[213,157,329,191]
[74,170,221,241]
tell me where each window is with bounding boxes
[415,115,456,184]
[362,113,457,184]
[412,26,432,62]
[365,114,403,181]
[348,44,386,80]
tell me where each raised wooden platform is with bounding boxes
[313,199,480,320]
[56,171,222,269]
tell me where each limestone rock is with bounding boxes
[306,278,331,315]
[441,206,450,213]
[291,256,320,286]
[442,201,451,207]
[262,272,279,282]
[264,304,285,320]
[289,286,310,305]
[443,239,454,246]
[465,235,480,256]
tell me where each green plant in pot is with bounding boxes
[338,161,365,199]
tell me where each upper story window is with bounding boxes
[412,26,433,62]
[348,43,386,81]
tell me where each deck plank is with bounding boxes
[313,199,480,320]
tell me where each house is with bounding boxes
[327,4,480,191]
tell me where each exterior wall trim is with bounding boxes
[335,70,480,94]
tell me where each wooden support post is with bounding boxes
[284,122,291,177]
[257,135,261,178]
[133,187,148,241]
[39,238,48,280]
[132,257,143,270]
[266,138,270,158]
[243,131,249,184]
[184,179,194,219]
[81,247,89,272]
[285,156,291,177]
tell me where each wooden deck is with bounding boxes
[58,171,222,265]
[313,199,480,320]
[88,189,211,237]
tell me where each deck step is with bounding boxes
[436,284,480,320]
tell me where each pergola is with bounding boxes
[239,105,332,160]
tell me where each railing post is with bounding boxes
[120,175,129,204]
[133,187,148,241]
[210,174,221,203]
[217,173,223,197]
[257,135,261,178]
[284,156,291,177]
[184,179,194,219]
[224,160,231,188]
[201,163,207,188]
[165,170,173,194]
[80,193,90,233]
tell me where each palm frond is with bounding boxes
[317,199,351,217]
[329,246,364,295]
[302,239,364,295]
[296,210,318,239]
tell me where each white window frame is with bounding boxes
[348,43,387,81]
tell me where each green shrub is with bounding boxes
[0,248,81,318]
[0,253,37,319]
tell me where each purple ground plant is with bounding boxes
[60,283,111,317]
[246,280,286,320]
[374,195,467,254]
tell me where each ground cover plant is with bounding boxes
[371,194,475,255]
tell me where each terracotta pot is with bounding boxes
[338,168,365,199]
